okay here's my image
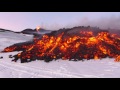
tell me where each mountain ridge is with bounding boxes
[0,26,120,36]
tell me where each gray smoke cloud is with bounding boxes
[43,15,120,30]
[78,15,120,29]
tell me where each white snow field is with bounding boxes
[0,31,120,78]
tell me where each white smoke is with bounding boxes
[78,15,120,29]
[42,15,120,30]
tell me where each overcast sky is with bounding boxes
[0,12,120,31]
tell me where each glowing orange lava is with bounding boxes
[36,26,40,32]
[2,30,120,63]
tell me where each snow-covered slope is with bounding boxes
[0,31,120,78]
[0,31,33,51]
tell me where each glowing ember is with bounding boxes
[115,55,120,62]
[2,28,120,63]
[36,26,40,32]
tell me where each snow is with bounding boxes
[0,32,33,51]
[0,31,120,78]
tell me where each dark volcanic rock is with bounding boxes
[2,26,120,63]
[0,56,3,59]
[21,28,52,35]
[21,29,35,35]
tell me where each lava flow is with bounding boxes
[2,28,120,63]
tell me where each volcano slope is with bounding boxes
[2,26,120,63]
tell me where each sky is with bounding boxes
[0,12,120,31]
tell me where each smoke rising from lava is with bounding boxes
[43,15,120,30]
[78,15,120,29]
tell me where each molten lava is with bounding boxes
[115,55,120,62]
[36,26,40,32]
[2,30,120,63]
